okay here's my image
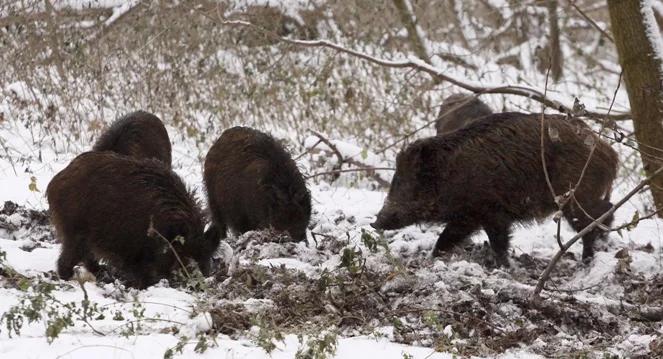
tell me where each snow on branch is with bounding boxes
[87,1,140,43]
[220,20,631,122]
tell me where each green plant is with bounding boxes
[0,278,105,342]
[295,330,338,359]
[339,246,364,275]
[250,315,285,354]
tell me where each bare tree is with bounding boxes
[608,0,663,215]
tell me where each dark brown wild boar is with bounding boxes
[47,152,219,288]
[436,93,493,136]
[372,112,618,265]
[93,111,172,167]
[204,127,311,242]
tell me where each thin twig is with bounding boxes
[568,0,614,43]
[294,139,322,161]
[0,138,17,176]
[539,66,563,249]
[147,216,192,281]
[109,318,187,334]
[50,295,106,337]
[543,282,602,293]
[609,208,663,233]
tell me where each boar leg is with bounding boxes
[564,198,614,261]
[432,221,479,256]
[482,219,512,267]
[124,262,159,289]
[57,235,87,280]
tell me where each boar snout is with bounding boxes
[372,202,405,230]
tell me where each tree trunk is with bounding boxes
[547,0,563,81]
[608,0,663,215]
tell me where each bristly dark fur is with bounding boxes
[93,111,172,168]
[47,151,218,289]
[435,93,493,136]
[374,112,619,265]
[203,126,311,242]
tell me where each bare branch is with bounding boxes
[538,65,564,249]
[308,129,344,168]
[306,130,393,187]
[609,208,663,233]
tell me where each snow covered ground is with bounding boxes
[0,119,662,358]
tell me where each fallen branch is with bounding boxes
[308,129,344,169]
[218,19,630,122]
[606,300,663,322]
[533,165,663,298]
[306,130,393,186]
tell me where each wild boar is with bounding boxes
[435,93,493,136]
[372,112,618,265]
[47,152,218,288]
[93,111,172,167]
[204,126,311,242]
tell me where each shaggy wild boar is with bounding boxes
[93,111,172,167]
[204,126,311,242]
[436,93,493,136]
[372,112,618,265]
[47,152,218,288]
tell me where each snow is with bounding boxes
[102,1,139,27]
[53,1,128,11]
[6,82,37,102]
[0,333,479,359]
